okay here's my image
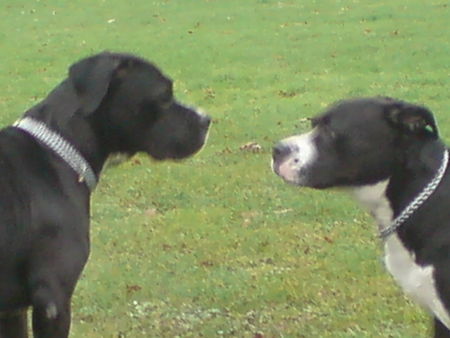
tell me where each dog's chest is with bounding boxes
[352,181,450,328]
[383,235,450,327]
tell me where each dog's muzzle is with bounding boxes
[272,131,318,185]
[272,142,301,183]
[273,142,292,164]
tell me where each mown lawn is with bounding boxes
[1,0,450,336]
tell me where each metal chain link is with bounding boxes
[380,149,449,240]
[13,117,97,192]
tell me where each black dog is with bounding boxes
[273,97,450,337]
[0,52,210,337]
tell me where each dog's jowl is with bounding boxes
[273,97,450,337]
[0,52,210,338]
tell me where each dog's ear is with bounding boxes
[385,102,439,139]
[69,52,121,115]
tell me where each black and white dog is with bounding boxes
[272,97,450,337]
[0,52,210,337]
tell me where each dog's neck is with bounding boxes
[22,82,113,179]
[381,148,448,239]
[13,117,99,191]
[387,140,447,213]
[352,140,448,238]
[351,180,393,231]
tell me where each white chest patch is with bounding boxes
[384,235,450,327]
[352,181,450,328]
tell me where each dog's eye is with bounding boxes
[159,98,172,109]
[325,126,336,138]
[327,128,337,139]
[318,124,337,140]
[157,92,173,109]
[310,115,330,128]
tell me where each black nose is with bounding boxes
[273,142,291,162]
[200,115,211,129]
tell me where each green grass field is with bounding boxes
[2,0,450,336]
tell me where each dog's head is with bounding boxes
[50,52,211,160]
[272,97,439,189]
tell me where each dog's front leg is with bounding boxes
[28,267,80,338]
[31,295,71,338]
[28,273,73,338]
[27,235,87,338]
[0,310,28,338]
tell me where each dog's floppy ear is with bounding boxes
[69,52,121,115]
[385,102,439,139]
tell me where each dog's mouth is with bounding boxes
[149,119,211,161]
[273,165,302,186]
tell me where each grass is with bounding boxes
[1,0,450,336]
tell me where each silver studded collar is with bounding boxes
[380,149,449,240]
[13,117,97,192]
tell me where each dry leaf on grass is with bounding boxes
[144,208,158,217]
[239,142,262,153]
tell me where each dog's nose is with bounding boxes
[200,115,212,129]
[272,142,291,162]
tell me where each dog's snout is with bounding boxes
[200,115,212,129]
[273,142,291,162]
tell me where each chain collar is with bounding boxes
[13,117,97,192]
[380,149,449,240]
